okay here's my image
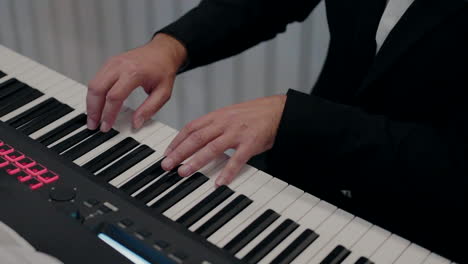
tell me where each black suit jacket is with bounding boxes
[158,0,467,261]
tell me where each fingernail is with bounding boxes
[100,121,111,132]
[87,118,98,130]
[215,176,225,187]
[179,164,192,177]
[134,116,144,129]
[162,157,174,170]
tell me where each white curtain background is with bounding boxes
[0,0,330,130]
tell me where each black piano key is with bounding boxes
[134,165,183,204]
[19,104,73,135]
[354,257,374,264]
[151,172,209,213]
[319,245,351,264]
[0,70,5,78]
[36,113,87,146]
[0,88,43,117]
[0,79,26,100]
[270,229,319,264]
[242,219,299,264]
[0,83,33,104]
[177,185,234,228]
[120,158,165,194]
[82,137,139,174]
[0,78,20,90]
[6,98,60,128]
[95,145,154,182]
[61,129,119,161]
[195,195,253,239]
[223,209,280,255]
[49,127,98,154]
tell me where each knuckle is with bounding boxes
[106,91,125,103]
[207,141,223,154]
[87,80,104,95]
[185,121,198,133]
[189,131,206,146]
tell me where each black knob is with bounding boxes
[49,186,77,202]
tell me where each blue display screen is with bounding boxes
[98,233,151,264]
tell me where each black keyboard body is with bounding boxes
[0,121,242,264]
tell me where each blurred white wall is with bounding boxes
[0,0,329,130]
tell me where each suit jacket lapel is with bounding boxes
[357,0,466,94]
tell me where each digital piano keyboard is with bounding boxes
[0,44,459,264]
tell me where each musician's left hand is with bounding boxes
[161,94,287,186]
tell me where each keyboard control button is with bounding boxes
[37,171,59,184]
[0,144,14,155]
[135,230,152,240]
[0,157,8,168]
[26,164,47,175]
[49,186,76,201]
[153,240,169,250]
[26,178,43,190]
[5,151,25,162]
[15,157,36,169]
[4,164,21,175]
[84,199,100,208]
[118,218,134,228]
[169,252,188,263]
[16,171,32,182]
[98,205,112,214]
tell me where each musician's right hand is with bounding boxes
[86,33,187,132]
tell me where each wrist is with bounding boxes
[148,33,188,72]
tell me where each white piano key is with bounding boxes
[54,84,86,104]
[0,50,28,69]
[145,154,228,207]
[1,79,80,122]
[113,134,179,189]
[393,244,430,264]
[162,158,229,218]
[422,253,451,264]
[78,123,173,169]
[291,209,354,264]
[1,96,50,122]
[46,125,88,148]
[234,192,318,259]
[25,68,66,89]
[206,177,288,245]
[258,194,326,264]
[256,200,336,264]
[164,161,255,220]
[307,217,372,263]
[29,109,85,140]
[95,122,175,177]
[370,234,410,263]
[1,62,45,84]
[188,170,271,232]
[0,58,38,81]
[94,125,177,178]
[220,185,304,250]
[341,225,391,264]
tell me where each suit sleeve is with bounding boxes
[267,88,467,262]
[156,0,320,72]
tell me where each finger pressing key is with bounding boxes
[86,70,119,130]
[100,74,142,132]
